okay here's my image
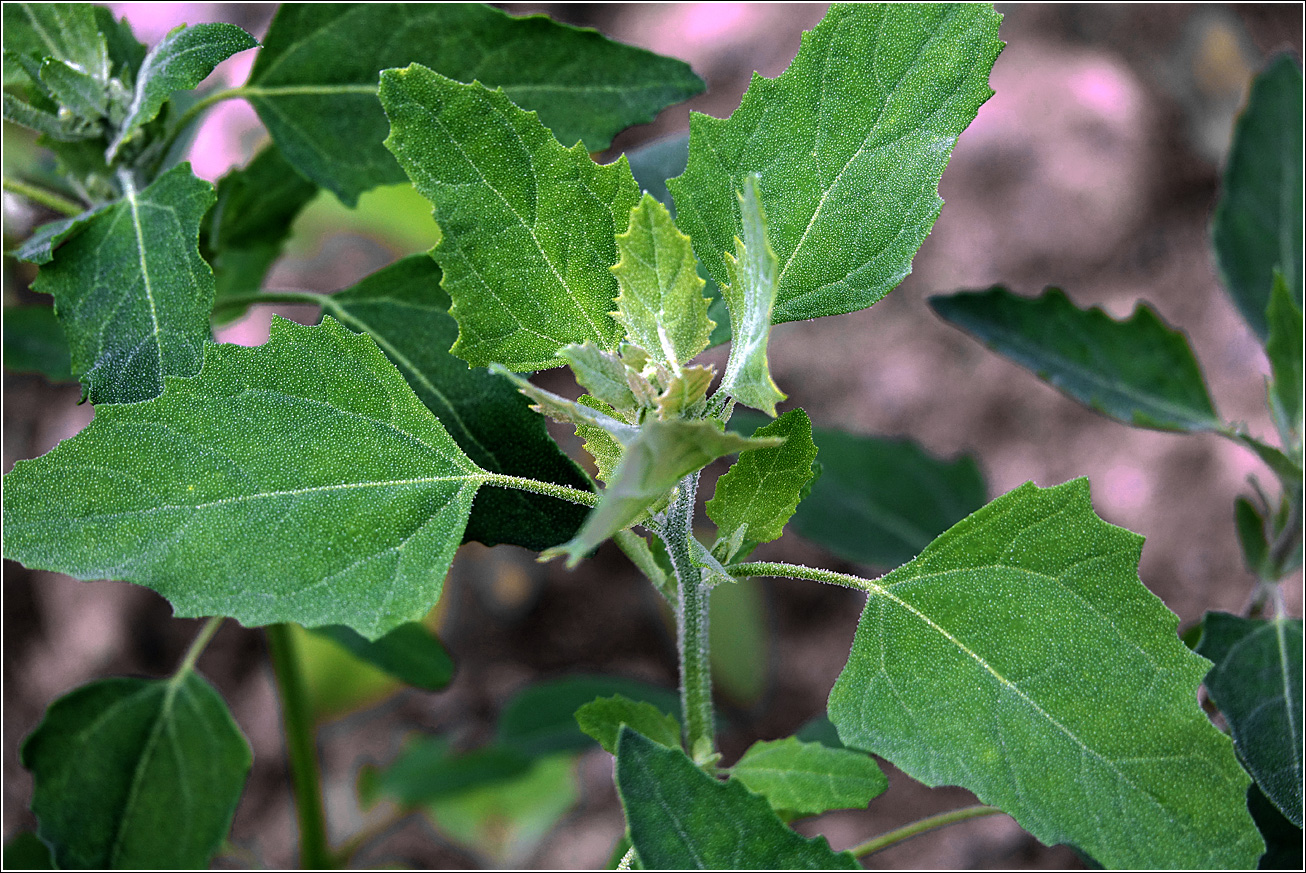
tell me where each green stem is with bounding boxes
[1267,484,1303,576]
[210,290,335,319]
[849,804,1004,857]
[265,623,333,869]
[482,472,598,508]
[173,616,224,678]
[727,560,882,593]
[163,86,255,153]
[3,176,86,217]
[614,529,678,606]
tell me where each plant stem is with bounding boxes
[210,289,335,320]
[162,86,254,153]
[265,623,333,869]
[614,529,677,605]
[3,177,86,217]
[849,804,1004,857]
[1267,484,1303,576]
[173,616,224,678]
[727,560,882,593]
[481,472,599,508]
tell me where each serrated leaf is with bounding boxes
[1212,55,1303,339]
[931,286,1223,433]
[2,317,498,640]
[382,65,640,371]
[1197,612,1304,827]
[496,675,681,757]
[708,408,816,548]
[30,163,216,404]
[21,673,250,869]
[718,175,785,416]
[1266,272,1304,438]
[576,695,683,756]
[612,193,714,369]
[828,478,1263,869]
[615,727,858,869]
[3,4,109,83]
[656,365,714,420]
[3,306,72,382]
[669,4,1001,325]
[559,343,639,414]
[576,395,627,484]
[326,257,594,551]
[310,622,454,693]
[729,736,887,817]
[107,22,258,161]
[550,419,783,566]
[246,3,703,205]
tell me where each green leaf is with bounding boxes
[576,694,683,755]
[496,675,681,757]
[1212,55,1303,339]
[2,91,94,140]
[669,4,1002,325]
[327,257,594,551]
[12,205,111,265]
[2,316,493,640]
[360,738,531,807]
[612,193,714,370]
[1250,783,1304,870]
[3,4,109,83]
[492,365,639,445]
[729,736,888,817]
[576,395,627,484]
[30,163,216,404]
[559,343,639,415]
[21,673,251,869]
[708,409,817,550]
[382,65,641,371]
[615,727,859,869]
[246,3,703,205]
[1235,496,1272,579]
[2,305,72,382]
[656,365,714,420]
[92,6,146,85]
[2,833,54,870]
[1196,612,1304,827]
[38,56,109,120]
[828,478,1263,869]
[931,286,1223,433]
[551,419,783,566]
[1265,272,1304,438]
[309,622,454,693]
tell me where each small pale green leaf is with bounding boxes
[2,316,490,640]
[3,306,72,382]
[1212,55,1303,339]
[1197,612,1304,827]
[559,343,639,414]
[38,56,108,120]
[496,675,681,757]
[1265,272,1304,437]
[310,622,454,693]
[931,286,1223,432]
[31,163,216,404]
[656,365,714,420]
[327,258,594,551]
[576,395,626,484]
[576,694,683,755]
[551,419,783,566]
[107,22,258,160]
[1233,430,1305,484]
[828,478,1263,869]
[382,64,640,371]
[492,365,639,445]
[669,4,1002,325]
[729,736,887,817]
[612,192,714,369]
[718,175,785,416]
[708,408,817,547]
[246,3,702,204]
[21,673,251,869]
[615,727,858,869]
[92,6,146,84]
[3,4,109,83]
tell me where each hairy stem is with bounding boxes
[850,805,1004,858]
[265,624,333,869]
[727,560,882,593]
[482,472,598,508]
[3,176,86,216]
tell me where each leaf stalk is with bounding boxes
[2,176,87,217]
[849,804,1004,857]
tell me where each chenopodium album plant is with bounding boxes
[0,2,1294,869]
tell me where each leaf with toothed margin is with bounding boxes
[491,365,639,446]
[707,409,816,549]
[559,343,638,415]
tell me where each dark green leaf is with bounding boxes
[1235,496,1272,579]
[325,256,595,551]
[1250,783,1304,870]
[92,6,146,84]
[3,305,73,382]
[931,286,1223,432]
[615,727,859,869]
[246,3,703,204]
[382,64,640,370]
[828,479,1262,868]
[360,738,531,807]
[3,4,109,83]
[496,675,680,757]
[1197,612,1303,827]
[1212,55,1303,339]
[2,317,492,640]
[11,205,109,265]
[21,673,251,869]
[708,409,817,551]
[2,833,54,870]
[1266,272,1303,438]
[576,695,683,755]
[669,4,1002,325]
[310,622,454,693]
[729,736,887,817]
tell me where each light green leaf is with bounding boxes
[30,163,216,404]
[496,675,681,757]
[21,673,250,869]
[576,695,683,756]
[38,56,108,120]
[107,22,258,161]
[931,286,1223,433]
[828,478,1263,869]
[1212,55,1303,339]
[1197,612,1304,827]
[2,316,494,640]
[382,65,640,371]
[656,365,714,420]
[2,91,93,140]
[246,3,703,205]
[615,727,858,869]
[550,419,782,566]
[3,305,72,383]
[718,175,785,416]
[708,408,816,550]
[559,343,639,414]
[492,365,639,445]
[1266,272,1304,439]
[729,736,887,817]
[576,395,626,484]
[612,192,714,369]
[309,622,454,693]
[3,4,109,83]
[327,258,595,551]
[669,4,1002,325]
